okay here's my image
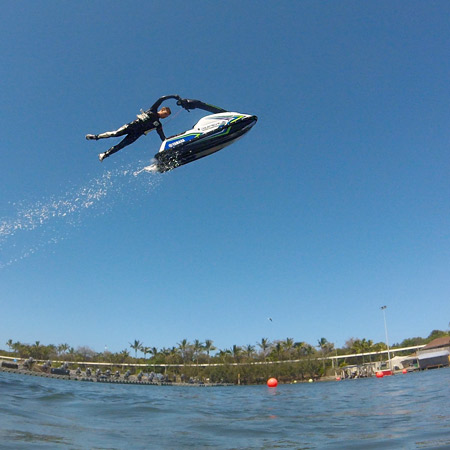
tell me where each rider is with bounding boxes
[86,94,181,161]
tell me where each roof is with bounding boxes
[417,350,449,360]
[422,337,450,350]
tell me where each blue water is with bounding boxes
[1,369,449,449]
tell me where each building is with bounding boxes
[417,337,450,370]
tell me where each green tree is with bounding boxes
[427,329,448,342]
[317,337,334,355]
[204,339,216,360]
[67,347,76,361]
[119,349,130,362]
[244,344,255,359]
[398,337,425,347]
[193,340,204,364]
[231,345,242,362]
[317,337,328,353]
[177,339,191,362]
[129,340,143,359]
[299,343,315,357]
[76,346,96,360]
[282,338,295,358]
[150,347,159,359]
[142,346,151,360]
[57,343,70,357]
[30,341,42,359]
[257,338,271,360]
[217,349,232,363]
[294,341,305,357]
[270,342,283,360]
[164,347,180,364]
[6,339,13,352]
[349,338,373,364]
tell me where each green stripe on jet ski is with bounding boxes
[203,117,245,141]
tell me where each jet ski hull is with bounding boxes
[154,114,257,173]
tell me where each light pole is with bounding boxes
[381,306,392,372]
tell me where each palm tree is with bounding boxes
[119,349,130,363]
[110,349,129,364]
[244,344,255,359]
[11,341,24,356]
[177,339,190,362]
[362,339,374,362]
[31,341,42,359]
[354,338,374,363]
[317,337,329,353]
[271,342,283,360]
[317,337,331,370]
[165,346,180,364]
[6,339,13,352]
[294,341,305,357]
[217,349,232,363]
[142,346,151,360]
[257,338,271,360]
[282,338,295,358]
[231,345,242,362]
[351,339,366,364]
[58,343,70,357]
[300,343,315,357]
[204,339,216,360]
[129,340,142,359]
[372,341,387,361]
[193,339,204,364]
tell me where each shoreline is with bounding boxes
[3,364,443,387]
[0,361,338,385]
[0,365,233,387]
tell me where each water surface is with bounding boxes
[1,369,449,449]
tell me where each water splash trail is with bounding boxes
[0,162,161,268]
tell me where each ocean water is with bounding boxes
[0,369,449,449]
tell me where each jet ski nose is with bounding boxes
[240,115,257,124]
[244,115,258,127]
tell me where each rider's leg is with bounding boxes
[96,123,130,139]
[99,133,141,160]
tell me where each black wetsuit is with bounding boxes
[98,95,180,158]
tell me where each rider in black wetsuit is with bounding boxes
[86,94,181,161]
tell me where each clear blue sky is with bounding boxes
[1,1,449,354]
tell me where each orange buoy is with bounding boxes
[267,377,278,387]
[402,369,407,374]
[376,371,384,378]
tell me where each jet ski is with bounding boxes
[152,111,257,172]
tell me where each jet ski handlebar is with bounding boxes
[176,98,227,114]
[148,95,182,113]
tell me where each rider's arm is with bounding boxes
[156,124,166,141]
[177,98,227,114]
[148,95,181,113]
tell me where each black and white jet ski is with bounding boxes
[139,98,257,173]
